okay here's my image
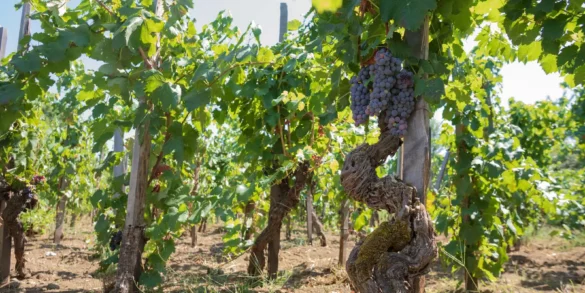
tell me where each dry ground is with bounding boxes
[1,218,584,292]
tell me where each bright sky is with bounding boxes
[0,0,565,106]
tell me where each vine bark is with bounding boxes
[247,162,310,279]
[341,114,437,292]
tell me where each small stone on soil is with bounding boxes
[46,283,60,290]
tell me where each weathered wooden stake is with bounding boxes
[400,16,432,293]
[113,1,162,291]
[338,199,349,266]
[0,27,7,59]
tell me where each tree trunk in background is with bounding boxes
[69,213,77,228]
[0,206,10,287]
[247,163,310,278]
[244,201,256,240]
[311,210,326,247]
[285,215,292,240]
[54,177,68,245]
[198,217,207,233]
[338,199,349,266]
[267,226,280,279]
[190,226,197,247]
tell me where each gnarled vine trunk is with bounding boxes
[341,116,437,292]
[0,181,38,284]
[244,201,256,240]
[310,210,326,247]
[247,162,310,278]
[54,177,68,245]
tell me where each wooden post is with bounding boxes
[338,199,349,266]
[54,178,68,245]
[435,150,450,190]
[306,179,313,245]
[113,128,125,201]
[400,16,431,293]
[279,3,288,43]
[18,3,31,52]
[114,1,162,291]
[0,27,7,59]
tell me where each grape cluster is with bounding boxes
[386,70,415,136]
[350,66,371,125]
[366,49,401,116]
[349,48,416,136]
[110,230,122,251]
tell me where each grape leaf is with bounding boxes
[542,16,567,42]
[184,88,211,111]
[0,83,25,105]
[380,0,437,31]
[540,54,558,74]
[312,0,342,13]
[153,83,181,111]
[288,20,301,31]
[574,65,585,85]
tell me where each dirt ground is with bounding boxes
[1,219,585,293]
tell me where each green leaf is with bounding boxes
[0,83,24,105]
[380,0,437,31]
[542,16,567,42]
[98,63,118,75]
[139,270,162,288]
[574,65,585,85]
[184,88,211,111]
[540,54,558,74]
[163,136,185,167]
[415,77,444,104]
[153,83,181,110]
[11,53,42,73]
[125,17,143,44]
[231,67,246,84]
[557,45,578,67]
[144,71,166,93]
[517,41,542,63]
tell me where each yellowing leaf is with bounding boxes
[329,159,339,173]
[211,44,229,56]
[298,101,305,111]
[257,47,275,63]
[312,0,342,13]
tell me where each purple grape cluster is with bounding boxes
[110,230,122,251]
[349,48,416,136]
[386,70,415,137]
[366,49,401,116]
[350,65,371,125]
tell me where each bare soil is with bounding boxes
[1,219,585,293]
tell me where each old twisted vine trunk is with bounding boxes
[247,162,310,279]
[341,116,437,293]
[0,178,38,285]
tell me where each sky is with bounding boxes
[0,0,565,106]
